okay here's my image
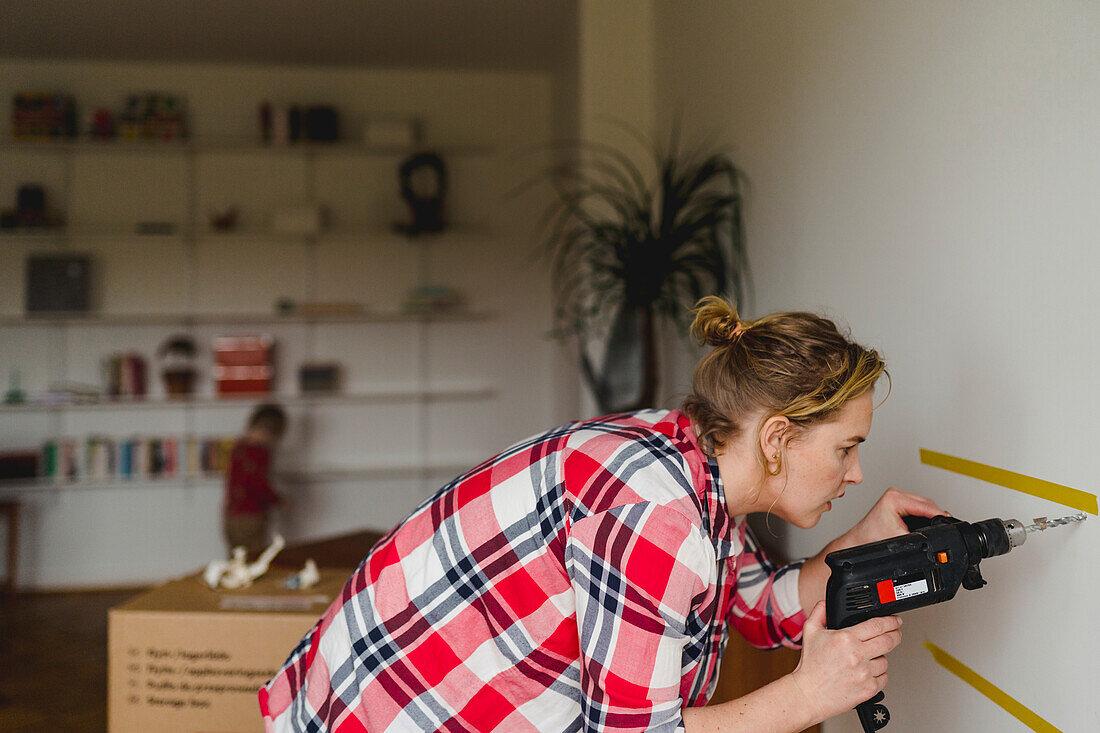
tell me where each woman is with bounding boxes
[261,297,945,732]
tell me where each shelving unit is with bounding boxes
[0,58,563,590]
[0,385,494,413]
[0,138,496,156]
[0,139,493,240]
[0,454,483,495]
[0,133,499,497]
[0,309,494,327]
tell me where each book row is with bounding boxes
[40,435,236,482]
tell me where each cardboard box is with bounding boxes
[108,567,353,733]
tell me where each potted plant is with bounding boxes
[534,132,748,412]
[157,334,198,397]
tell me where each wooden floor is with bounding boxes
[0,587,138,732]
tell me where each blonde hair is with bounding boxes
[682,296,888,458]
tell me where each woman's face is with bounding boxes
[768,392,874,528]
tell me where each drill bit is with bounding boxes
[1024,513,1088,533]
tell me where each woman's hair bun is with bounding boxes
[690,295,743,346]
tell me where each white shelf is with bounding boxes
[0,224,493,242]
[0,227,187,240]
[1,138,496,157]
[0,385,494,413]
[0,227,75,240]
[0,309,494,327]
[0,474,223,495]
[0,456,479,495]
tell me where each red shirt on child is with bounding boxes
[224,440,279,516]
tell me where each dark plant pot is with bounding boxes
[582,305,645,414]
[163,368,196,397]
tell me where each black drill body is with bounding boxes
[823,515,1016,731]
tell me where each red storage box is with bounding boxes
[213,335,274,396]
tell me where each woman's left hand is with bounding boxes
[798,488,950,615]
[839,487,948,549]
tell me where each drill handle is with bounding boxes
[902,513,949,531]
[855,692,890,731]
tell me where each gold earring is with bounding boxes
[767,454,782,476]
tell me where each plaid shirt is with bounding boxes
[261,410,806,732]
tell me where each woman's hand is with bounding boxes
[788,601,902,724]
[839,487,948,549]
[796,487,948,645]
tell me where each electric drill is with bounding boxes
[823,512,1085,732]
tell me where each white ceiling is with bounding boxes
[0,0,577,71]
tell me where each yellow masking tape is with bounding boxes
[923,641,1061,732]
[920,449,1098,515]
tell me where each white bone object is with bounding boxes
[285,558,320,590]
[202,558,230,588]
[203,534,286,589]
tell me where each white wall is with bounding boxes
[655,2,1098,731]
[0,59,563,589]
[578,0,657,140]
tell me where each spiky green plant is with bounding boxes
[536,134,748,412]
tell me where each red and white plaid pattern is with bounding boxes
[261,410,806,732]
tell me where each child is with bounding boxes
[222,403,287,559]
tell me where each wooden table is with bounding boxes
[278,528,385,569]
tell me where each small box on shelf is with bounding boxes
[11,91,78,140]
[0,451,38,482]
[118,92,188,142]
[213,335,274,396]
[298,363,341,394]
[25,254,92,315]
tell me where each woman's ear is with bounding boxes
[758,414,790,464]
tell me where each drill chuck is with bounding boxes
[971,518,1027,556]
[972,518,1013,557]
[1002,518,1027,549]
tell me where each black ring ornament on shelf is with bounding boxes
[397,152,448,235]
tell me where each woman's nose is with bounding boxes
[847,453,864,485]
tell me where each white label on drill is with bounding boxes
[878,578,929,603]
